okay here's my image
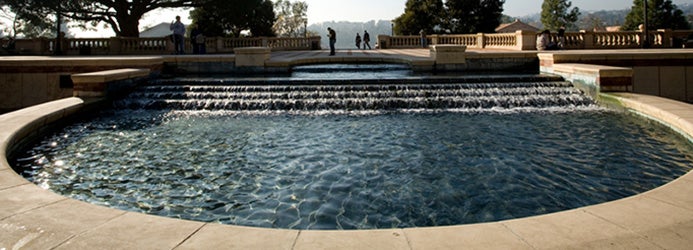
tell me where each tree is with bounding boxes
[446,0,505,34]
[622,0,690,30]
[191,0,276,37]
[2,0,207,37]
[541,0,580,31]
[273,0,308,38]
[393,0,445,35]
[1,0,59,38]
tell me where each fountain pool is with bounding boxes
[11,65,693,230]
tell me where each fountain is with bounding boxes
[11,64,693,230]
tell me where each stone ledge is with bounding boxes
[553,63,632,78]
[234,47,271,67]
[551,63,633,96]
[430,45,467,64]
[71,68,150,84]
[72,68,150,98]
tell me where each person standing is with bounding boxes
[362,30,371,50]
[355,33,362,49]
[328,27,337,56]
[170,16,186,54]
[536,30,557,51]
[190,23,206,54]
[557,27,566,50]
[420,29,427,48]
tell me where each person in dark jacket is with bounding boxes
[362,30,372,50]
[328,27,337,55]
[190,23,206,54]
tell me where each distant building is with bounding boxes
[495,20,540,33]
[140,22,190,38]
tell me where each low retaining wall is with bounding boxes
[540,50,693,103]
[72,68,151,98]
[549,63,633,98]
[0,57,164,113]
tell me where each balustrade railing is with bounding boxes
[4,36,321,55]
[378,29,693,51]
[3,29,691,55]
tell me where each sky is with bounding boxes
[304,0,693,23]
[72,0,693,37]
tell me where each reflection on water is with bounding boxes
[14,110,693,230]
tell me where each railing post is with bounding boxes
[377,35,391,49]
[214,37,223,53]
[109,37,122,55]
[580,30,594,49]
[516,30,537,51]
[431,35,439,46]
[477,33,485,48]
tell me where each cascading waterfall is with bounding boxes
[115,78,597,113]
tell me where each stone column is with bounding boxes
[516,30,538,51]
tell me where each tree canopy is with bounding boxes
[393,0,445,35]
[273,0,308,38]
[446,0,505,34]
[622,0,690,30]
[541,0,581,31]
[0,0,54,37]
[190,0,276,37]
[1,0,206,38]
[393,0,505,35]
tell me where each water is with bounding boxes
[13,111,693,229]
[11,65,693,230]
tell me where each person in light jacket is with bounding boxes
[170,16,186,54]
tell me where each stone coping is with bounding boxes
[0,56,165,67]
[538,49,693,67]
[553,63,632,78]
[1,93,692,248]
[71,68,151,84]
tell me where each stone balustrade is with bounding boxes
[378,29,693,51]
[2,36,322,56]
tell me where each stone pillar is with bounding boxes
[234,47,271,67]
[476,33,485,48]
[431,35,439,46]
[377,35,391,49]
[516,30,538,51]
[580,30,595,49]
[109,37,122,55]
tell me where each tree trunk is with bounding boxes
[116,16,142,37]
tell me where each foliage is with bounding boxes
[1,0,206,37]
[446,0,505,34]
[190,0,276,37]
[393,0,445,35]
[622,0,690,30]
[273,0,308,37]
[541,0,580,31]
[0,0,58,38]
[577,10,629,31]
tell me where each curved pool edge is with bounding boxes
[0,94,692,249]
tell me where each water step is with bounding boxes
[115,80,595,112]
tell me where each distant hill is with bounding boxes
[308,20,393,49]
[514,3,692,31]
